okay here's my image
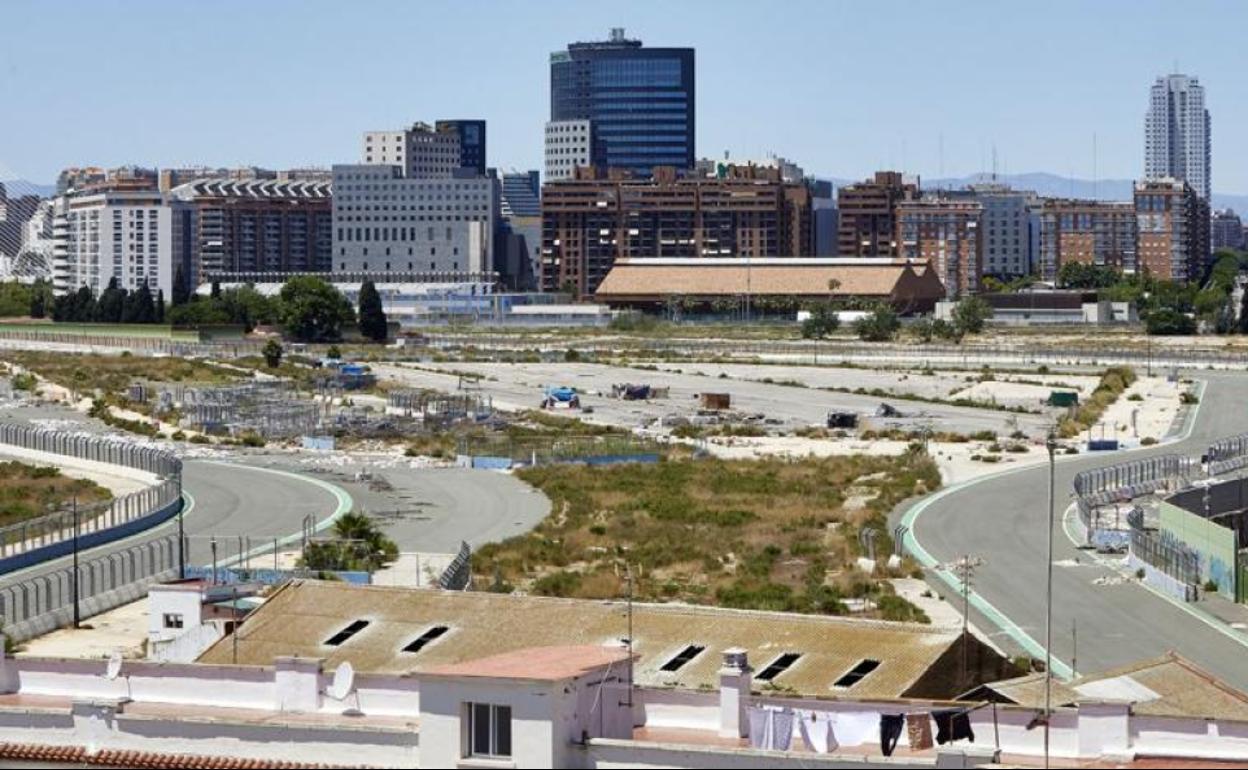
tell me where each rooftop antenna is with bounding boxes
[938,131,945,182]
[992,144,998,182]
[326,661,362,716]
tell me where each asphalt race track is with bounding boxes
[900,371,1248,688]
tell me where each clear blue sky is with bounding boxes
[3,0,1247,190]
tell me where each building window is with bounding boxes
[466,702,512,759]
[162,613,184,630]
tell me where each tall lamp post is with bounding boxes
[1043,428,1058,769]
[71,497,80,629]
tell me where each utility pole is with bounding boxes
[71,496,80,629]
[177,486,185,580]
[1044,428,1058,770]
[625,564,634,709]
[946,554,983,689]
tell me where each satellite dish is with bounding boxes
[105,651,123,681]
[327,661,355,701]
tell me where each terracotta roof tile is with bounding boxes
[0,743,368,769]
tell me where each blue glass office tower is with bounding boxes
[550,28,695,177]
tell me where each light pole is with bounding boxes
[71,496,80,629]
[1044,428,1058,770]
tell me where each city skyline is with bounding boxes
[4,0,1248,191]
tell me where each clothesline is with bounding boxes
[747,703,981,757]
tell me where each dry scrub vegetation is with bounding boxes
[474,449,938,623]
[0,461,111,527]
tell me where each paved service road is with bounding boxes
[901,372,1248,688]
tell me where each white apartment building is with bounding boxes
[363,122,462,179]
[1145,73,1211,200]
[545,119,593,180]
[331,164,496,274]
[56,190,171,297]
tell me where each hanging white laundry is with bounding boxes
[748,706,772,749]
[831,711,877,747]
[798,711,838,753]
[771,709,795,751]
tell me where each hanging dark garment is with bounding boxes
[879,713,905,756]
[932,709,975,744]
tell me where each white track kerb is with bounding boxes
[900,376,1208,682]
[198,461,354,569]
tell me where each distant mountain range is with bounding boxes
[823,171,1248,213]
[8,171,1248,214]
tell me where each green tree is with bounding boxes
[326,344,342,360]
[357,279,388,343]
[279,275,355,342]
[800,305,840,339]
[299,511,398,572]
[172,266,192,306]
[28,279,51,319]
[95,277,126,323]
[0,282,33,317]
[262,339,284,368]
[931,318,959,342]
[1145,308,1196,336]
[910,316,934,343]
[167,297,232,327]
[122,282,156,324]
[951,296,992,336]
[155,289,166,324]
[1058,262,1120,289]
[854,305,900,341]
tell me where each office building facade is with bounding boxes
[362,122,465,179]
[1135,178,1210,282]
[170,178,333,284]
[331,164,497,275]
[836,171,918,257]
[1211,208,1244,252]
[1036,199,1137,282]
[895,198,983,298]
[1144,74,1211,200]
[550,28,695,176]
[435,120,487,176]
[544,119,594,181]
[541,165,811,297]
[944,184,1037,278]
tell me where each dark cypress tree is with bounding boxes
[357,279,388,343]
[29,280,48,319]
[96,277,125,323]
[210,281,221,300]
[172,266,192,306]
[73,285,96,322]
[132,282,156,324]
[155,289,166,324]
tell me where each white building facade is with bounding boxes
[545,119,593,181]
[57,190,172,297]
[331,164,496,274]
[363,122,462,180]
[1145,73,1211,200]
